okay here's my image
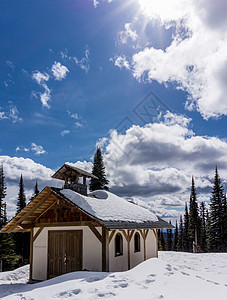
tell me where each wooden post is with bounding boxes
[29,227,34,281]
[83,176,86,185]
[127,230,130,270]
[102,227,109,272]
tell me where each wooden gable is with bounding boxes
[1,187,100,233]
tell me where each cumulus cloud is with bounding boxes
[116,0,227,119]
[32,71,51,108]
[51,62,69,80]
[101,112,227,202]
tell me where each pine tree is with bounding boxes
[183,202,190,252]
[30,181,39,201]
[0,164,7,228]
[177,215,184,251]
[223,193,227,251]
[166,221,173,251]
[209,167,225,251]
[173,220,179,251]
[89,147,109,191]
[206,209,213,252]
[16,175,26,214]
[199,201,207,252]
[14,174,29,265]
[188,177,200,252]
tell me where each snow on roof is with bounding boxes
[61,189,158,223]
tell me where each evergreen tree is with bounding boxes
[206,209,213,252]
[177,215,184,251]
[166,221,173,251]
[0,164,7,228]
[183,202,190,252]
[209,167,225,251]
[223,193,227,251]
[160,230,166,251]
[30,181,39,201]
[199,201,207,252]
[14,174,29,265]
[89,147,109,191]
[173,220,179,251]
[16,175,26,214]
[188,177,200,252]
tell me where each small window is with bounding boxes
[134,232,140,252]
[115,233,123,256]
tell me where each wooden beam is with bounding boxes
[139,229,145,240]
[29,228,34,281]
[143,229,146,261]
[33,227,44,242]
[121,229,129,242]
[102,227,109,272]
[127,230,130,270]
[9,191,52,232]
[145,229,149,240]
[88,223,102,243]
[109,230,116,244]
[129,230,135,242]
[32,221,100,228]
[33,201,57,223]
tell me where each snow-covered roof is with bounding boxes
[61,189,158,223]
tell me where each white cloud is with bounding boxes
[115,0,227,119]
[0,105,22,123]
[31,143,47,155]
[51,62,69,81]
[32,71,51,108]
[75,122,84,128]
[119,23,138,44]
[60,129,70,136]
[114,56,130,70]
[73,48,90,73]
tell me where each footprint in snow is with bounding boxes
[181,271,190,276]
[57,289,81,297]
[206,279,219,285]
[98,291,116,297]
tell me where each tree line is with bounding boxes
[0,165,39,271]
[158,167,227,253]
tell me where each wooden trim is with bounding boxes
[121,229,128,242]
[127,230,130,270]
[143,230,146,261]
[109,230,116,244]
[102,227,109,272]
[145,229,149,240]
[29,227,34,281]
[9,191,52,232]
[88,223,102,243]
[33,201,57,223]
[139,229,145,240]
[31,221,100,228]
[129,230,135,242]
[33,227,44,242]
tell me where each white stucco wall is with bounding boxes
[108,229,158,272]
[146,229,158,259]
[32,226,102,281]
[109,230,128,272]
[130,231,144,269]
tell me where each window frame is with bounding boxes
[134,232,141,253]
[115,233,123,257]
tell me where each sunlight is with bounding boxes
[138,0,188,23]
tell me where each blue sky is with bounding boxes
[1,0,227,220]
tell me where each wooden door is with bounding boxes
[48,230,82,278]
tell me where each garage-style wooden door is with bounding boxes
[48,230,83,278]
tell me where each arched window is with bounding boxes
[115,233,123,256]
[134,232,140,252]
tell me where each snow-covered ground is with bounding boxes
[0,252,226,300]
